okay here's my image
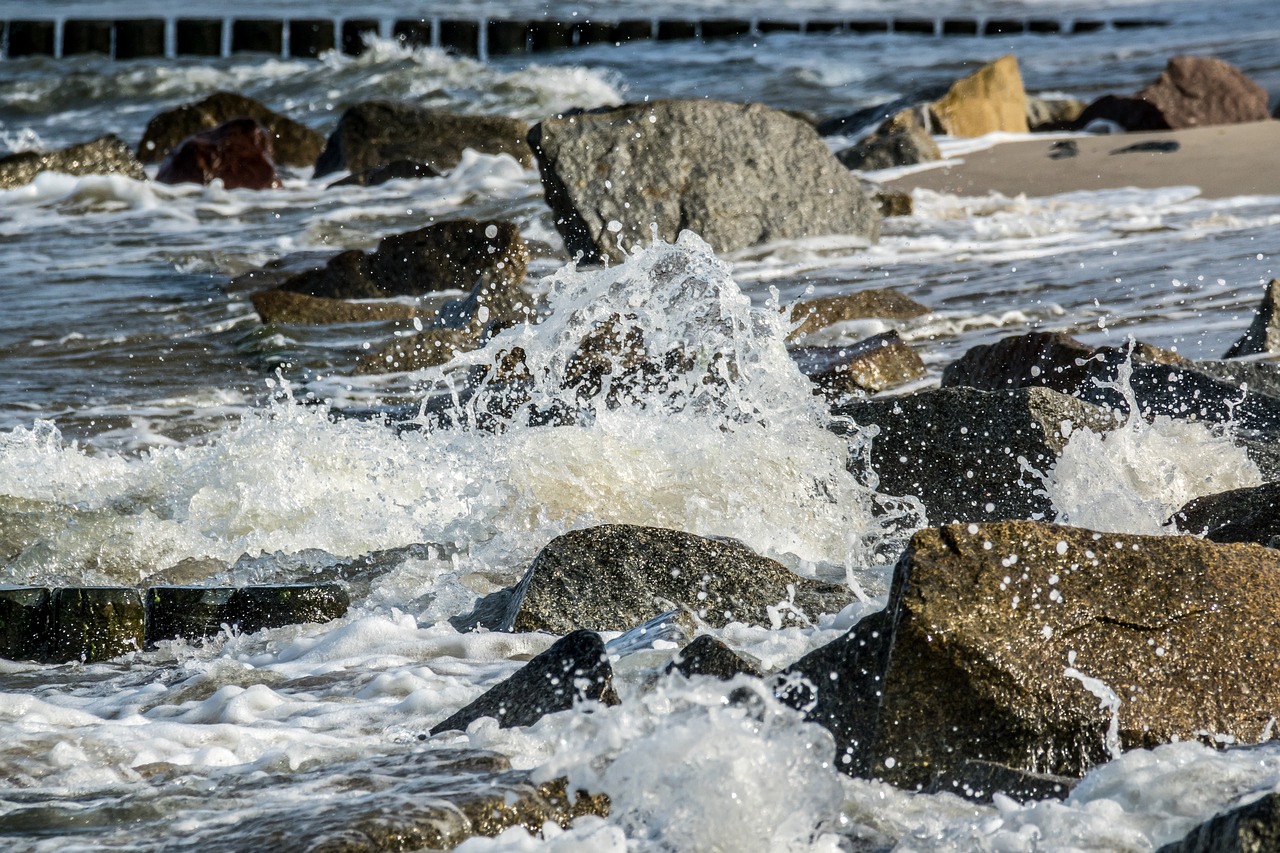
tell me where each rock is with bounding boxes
[251,288,417,325]
[1156,791,1280,853]
[313,101,532,178]
[874,189,913,218]
[836,123,941,171]
[155,118,282,190]
[1027,96,1086,132]
[280,219,528,301]
[666,634,763,681]
[1224,279,1280,358]
[49,587,145,663]
[1136,56,1270,130]
[529,99,881,263]
[144,587,236,645]
[0,587,51,661]
[930,55,1030,138]
[327,159,441,188]
[790,331,926,397]
[224,584,349,634]
[806,521,1280,789]
[816,86,951,138]
[463,525,857,635]
[430,630,618,734]
[1171,482,1280,547]
[1195,359,1280,400]
[924,759,1078,804]
[788,288,930,340]
[832,387,1115,523]
[225,251,334,293]
[137,91,324,167]
[0,134,145,189]
[357,325,491,374]
[1072,95,1171,132]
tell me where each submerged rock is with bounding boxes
[155,118,282,190]
[1224,279,1280,358]
[1157,791,1280,853]
[1136,56,1270,129]
[455,525,856,635]
[836,119,940,171]
[327,158,441,188]
[0,134,145,189]
[832,386,1115,523]
[430,630,618,734]
[804,521,1280,789]
[930,55,1030,138]
[1171,482,1280,547]
[529,99,881,263]
[250,289,417,326]
[137,91,323,167]
[787,287,930,341]
[790,331,926,397]
[665,634,764,681]
[313,101,532,177]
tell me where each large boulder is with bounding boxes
[785,521,1280,789]
[1136,56,1270,130]
[832,386,1115,523]
[155,118,282,190]
[1071,95,1171,132]
[137,91,324,167]
[1224,279,1280,358]
[787,288,930,341]
[313,101,532,177]
[0,134,145,189]
[1171,482,1280,547]
[528,99,881,263]
[930,55,1030,138]
[453,525,857,634]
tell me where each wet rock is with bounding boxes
[224,584,349,634]
[529,99,880,264]
[925,760,1078,803]
[666,634,763,681]
[790,331,926,398]
[788,288,930,340]
[327,159,441,188]
[137,91,324,167]
[874,189,913,218]
[1156,791,1280,853]
[1072,95,1171,132]
[831,386,1115,523]
[1171,482,1280,547]
[1195,358,1280,399]
[49,587,145,663]
[812,521,1280,789]
[251,289,417,326]
[225,251,334,293]
[356,325,491,374]
[1224,279,1280,358]
[145,587,236,645]
[816,86,951,138]
[930,55,1029,138]
[1027,95,1086,132]
[1136,56,1270,130]
[0,587,51,661]
[155,118,282,190]
[313,101,532,177]
[0,134,145,189]
[430,630,618,734]
[836,122,940,171]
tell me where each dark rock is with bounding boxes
[925,760,1078,803]
[430,630,618,734]
[145,587,236,645]
[1136,56,1270,130]
[327,159,441,188]
[1171,482,1280,547]
[825,521,1280,789]
[666,634,763,680]
[225,251,334,293]
[137,91,324,168]
[0,134,145,189]
[251,289,418,325]
[0,587,51,661]
[529,99,880,263]
[788,288,930,340]
[874,189,913,218]
[1027,96,1086,132]
[832,386,1115,523]
[1111,140,1181,155]
[1072,95,1171,132]
[1224,279,1280,358]
[790,331,926,397]
[501,525,858,634]
[816,86,951,138]
[155,118,282,190]
[224,584,349,634]
[1195,358,1280,399]
[930,55,1029,138]
[313,101,532,177]
[49,587,145,663]
[837,124,940,171]
[1156,791,1280,853]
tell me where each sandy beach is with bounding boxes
[886,120,1280,199]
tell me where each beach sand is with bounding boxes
[885,120,1280,199]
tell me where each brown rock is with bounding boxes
[156,118,282,190]
[1225,279,1280,358]
[313,101,532,177]
[250,289,417,325]
[1027,96,1086,132]
[874,189,914,218]
[1071,95,1171,132]
[137,91,323,167]
[930,55,1030,138]
[1136,56,1270,129]
[0,134,145,189]
[788,288,930,340]
[790,331,926,397]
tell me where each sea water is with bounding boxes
[3,0,1280,849]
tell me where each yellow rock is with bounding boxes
[931,55,1029,137]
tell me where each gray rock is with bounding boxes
[529,99,880,264]
[137,91,323,168]
[1157,791,1280,853]
[666,634,763,681]
[313,101,532,177]
[1224,279,1280,358]
[430,630,618,734]
[832,386,1116,523]
[1195,358,1280,399]
[1171,482,1280,547]
[837,124,940,171]
[0,135,145,189]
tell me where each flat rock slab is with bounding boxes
[529,99,880,263]
[251,289,418,326]
[430,630,617,734]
